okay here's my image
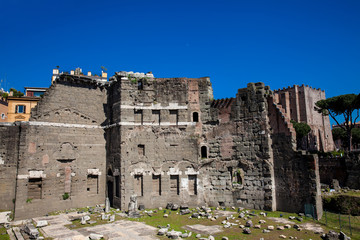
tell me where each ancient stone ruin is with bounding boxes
[0,71,334,220]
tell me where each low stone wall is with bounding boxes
[323,194,360,215]
[273,150,323,219]
[318,153,360,189]
[318,156,347,186]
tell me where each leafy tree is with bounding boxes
[1,92,8,99]
[332,127,360,149]
[290,120,311,149]
[332,127,346,141]
[352,128,360,148]
[316,94,360,151]
[9,88,24,97]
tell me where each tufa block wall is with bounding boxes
[0,72,327,219]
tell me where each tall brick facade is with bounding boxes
[0,72,326,220]
[274,85,334,152]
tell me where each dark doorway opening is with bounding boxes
[107,180,114,207]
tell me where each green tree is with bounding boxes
[316,94,360,151]
[1,92,8,99]
[290,120,311,149]
[352,128,360,148]
[332,127,346,141]
[332,127,360,149]
[10,88,24,97]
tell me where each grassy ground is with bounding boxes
[318,210,360,239]
[323,190,360,197]
[2,206,359,240]
[131,208,327,240]
[60,206,360,239]
[0,226,9,240]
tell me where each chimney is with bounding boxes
[87,71,92,76]
[70,70,75,75]
[102,72,107,78]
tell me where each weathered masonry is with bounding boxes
[0,71,332,220]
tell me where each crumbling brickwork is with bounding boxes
[274,85,334,152]
[0,72,327,219]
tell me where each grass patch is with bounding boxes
[319,211,360,239]
[135,208,325,240]
[49,206,360,239]
[0,226,9,240]
[323,194,360,215]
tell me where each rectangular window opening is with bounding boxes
[169,110,178,125]
[16,105,26,114]
[170,175,179,195]
[134,175,143,196]
[138,144,145,156]
[152,174,161,196]
[87,175,99,194]
[115,175,120,197]
[28,178,42,199]
[188,175,197,195]
[134,109,143,125]
[152,110,160,125]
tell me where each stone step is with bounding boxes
[12,227,25,240]
[7,229,16,240]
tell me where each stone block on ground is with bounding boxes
[245,220,253,227]
[166,203,174,209]
[171,204,179,211]
[158,228,168,236]
[23,224,39,239]
[180,209,191,215]
[180,205,189,210]
[89,233,104,240]
[34,220,48,228]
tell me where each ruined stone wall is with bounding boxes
[345,153,360,189]
[12,76,107,219]
[0,71,331,219]
[318,156,347,186]
[272,151,323,219]
[318,153,360,189]
[195,83,275,210]
[269,94,322,218]
[0,123,19,210]
[109,74,207,210]
[228,83,275,210]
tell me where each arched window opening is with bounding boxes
[193,112,199,122]
[107,168,113,176]
[201,146,208,158]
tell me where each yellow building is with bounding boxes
[7,96,40,122]
[0,97,8,122]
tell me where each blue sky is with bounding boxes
[0,0,359,102]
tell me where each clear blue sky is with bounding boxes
[0,0,359,101]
